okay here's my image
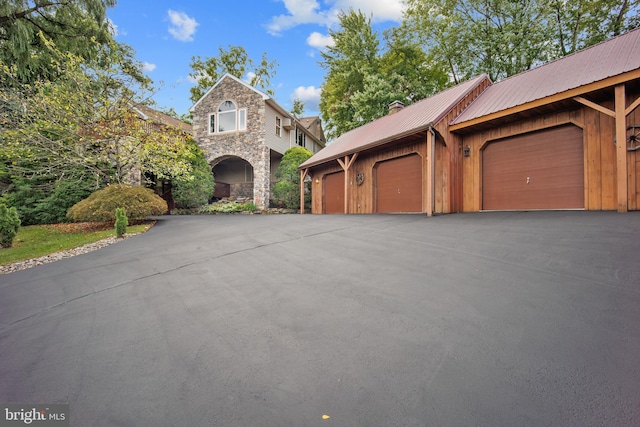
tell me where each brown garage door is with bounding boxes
[324,171,344,214]
[376,154,422,213]
[482,125,584,210]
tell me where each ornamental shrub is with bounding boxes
[0,202,21,248]
[114,207,128,237]
[67,184,168,223]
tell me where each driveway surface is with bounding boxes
[1,212,639,426]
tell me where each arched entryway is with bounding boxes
[211,155,254,201]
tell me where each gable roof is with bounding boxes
[452,28,640,128]
[189,73,270,112]
[300,74,490,169]
[133,103,193,134]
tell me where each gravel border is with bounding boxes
[1,234,134,275]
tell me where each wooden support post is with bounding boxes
[426,130,434,216]
[300,168,308,214]
[615,84,627,212]
[336,153,358,214]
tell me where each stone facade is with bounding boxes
[191,76,271,208]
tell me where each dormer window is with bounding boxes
[209,100,247,134]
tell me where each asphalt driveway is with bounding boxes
[1,212,639,426]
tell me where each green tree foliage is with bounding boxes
[114,206,128,237]
[290,99,305,117]
[0,0,126,84]
[0,201,21,248]
[171,141,215,209]
[67,184,167,223]
[319,9,449,139]
[402,0,640,83]
[189,45,278,102]
[0,37,194,225]
[272,147,313,209]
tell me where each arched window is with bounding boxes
[209,100,247,134]
[218,100,236,132]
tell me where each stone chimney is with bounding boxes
[388,100,405,115]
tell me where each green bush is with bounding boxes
[114,207,128,237]
[272,146,313,209]
[200,202,257,214]
[0,202,21,248]
[67,184,168,223]
[172,142,215,208]
[4,173,96,225]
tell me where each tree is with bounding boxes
[0,37,194,223]
[290,99,305,117]
[171,141,215,209]
[189,45,278,102]
[319,10,381,139]
[0,0,123,84]
[401,0,640,83]
[319,9,449,139]
[272,147,313,209]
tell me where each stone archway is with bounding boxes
[211,155,254,201]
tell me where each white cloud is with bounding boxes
[142,62,157,72]
[291,86,322,112]
[167,10,198,42]
[266,0,404,35]
[307,32,334,49]
[107,18,118,37]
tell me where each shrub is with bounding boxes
[199,202,257,214]
[272,146,313,209]
[172,142,215,208]
[0,202,21,248]
[67,184,168,223]
[114,207,128,237]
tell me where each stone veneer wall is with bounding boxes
[192,78,271,209]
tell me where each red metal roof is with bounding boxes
[452,28,640,126]
[300,74,489,168]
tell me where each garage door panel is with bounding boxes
[324,171,344,214]
[376,154,422,213]
[483,126,584,210]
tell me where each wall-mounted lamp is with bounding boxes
[315,179,319,183]
[463,146,471,157]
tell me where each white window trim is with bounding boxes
[208,103,248,134]
[275,116,281,137]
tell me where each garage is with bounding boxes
[324,171,344,213]
[375,154,423,213]
[482,125,584,210]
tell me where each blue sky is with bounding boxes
[107,0,405,118]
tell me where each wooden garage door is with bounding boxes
[482,125,584,210]
[324,171,344,214]
[376,154,422,213]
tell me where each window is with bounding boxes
[239,109,246,131]
[208,101,247,134]
[275,116,281,137]
[296,129,306,147]
[209,114,215,134]
[218,100,236,132]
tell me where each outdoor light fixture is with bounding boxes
[463,146,471,157]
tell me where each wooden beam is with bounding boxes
[615,84,628,212]
[573,96,616,118]
[336,154,359,213]
[299,168,308,214]
[426,130,434,216]
[625,94,640,116]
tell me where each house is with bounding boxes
[190,74,326,209]
[300,28,640,214]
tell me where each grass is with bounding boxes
[0,222,153,266]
